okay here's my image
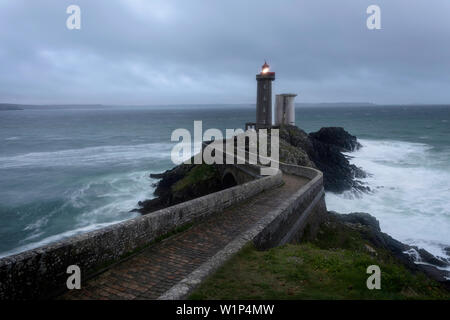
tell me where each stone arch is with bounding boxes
[222,171,238,189]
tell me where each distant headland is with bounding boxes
[0,103,103,110]
[0,104,23,111]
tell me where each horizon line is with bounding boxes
[2,102,450,108]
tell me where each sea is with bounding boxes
[0,104,449,265]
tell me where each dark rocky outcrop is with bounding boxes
[134,124,448,289]
[327,211,450,288]
[445,247,450,257]
[134,163,225,214]
[279,125,367,193]
[136,125,367,214]
[309,127,362,152]
[278,138,315,168]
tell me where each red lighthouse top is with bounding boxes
[260,61,275,75]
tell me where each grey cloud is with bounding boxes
[1,0,450,104]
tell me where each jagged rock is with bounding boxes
[137,125,368,214]
[279,125,367,193]
[279,125,314,153]
[135,164,224,215]
[279,139,315,167]
[328,211,450,287]
[364,244,378,255]
[416,249,449,268]
[332,211,381,232]
[149,164,195,198]
[309,127,362,152]
[444,247,450,257]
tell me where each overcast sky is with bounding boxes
[1,0,450,105]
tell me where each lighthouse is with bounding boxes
[275,93,297,126]
[255,61,275,127]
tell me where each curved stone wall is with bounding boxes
[160,164,327,300]
[253,163,326,250]
[0,169,282,300]
[0,142,327,301]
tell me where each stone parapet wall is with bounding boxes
[160,164,327,300]
[253,164,326,250]
[0,170,282,300]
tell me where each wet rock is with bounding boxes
[135,164,224,215]
[309,127,362,152]
[138,125,369,214]
[279,125,367,193]
[329,211,450,288]
[279,139,315,168]
[417,249,449,268]
[444,247,450,257]
[333,212,381,232]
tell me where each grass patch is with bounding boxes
[172,164,219,192]
[190,222,449,300]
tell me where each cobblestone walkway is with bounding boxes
[61,174,308,300]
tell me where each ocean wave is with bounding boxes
[0,170,156,258]
[0,143,174,169]
[4,136,21,141]
[326,139,450,261]
[71,171,153,226]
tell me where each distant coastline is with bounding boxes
[0,104,23,111]
[3,102,450,110]
[0,103,104,110]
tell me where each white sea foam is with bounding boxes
[71,171,153,226]
[0,143,174,169]
[0,170,156,258]
[326,139,450,264]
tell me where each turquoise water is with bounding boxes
[0,105,449,260]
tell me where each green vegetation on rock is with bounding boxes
[190,218,450,300]
[172,164,219,192]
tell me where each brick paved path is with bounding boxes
[61,174,308,300]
